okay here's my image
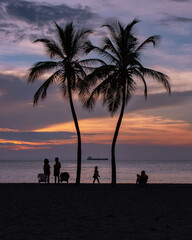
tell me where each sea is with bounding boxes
[0,159,192,184]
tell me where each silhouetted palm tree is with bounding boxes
[85,19,171,185]
[28,22,99,184]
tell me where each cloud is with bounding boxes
[0,72,74,130]
[1,68,192,132]
[159,15,192,24]
[0,0,100,42]
[169,0,192,2]
[0,131,75,141]
[0,130,77,152]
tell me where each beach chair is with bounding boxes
[60,172,70,183]
[37,173,47,183]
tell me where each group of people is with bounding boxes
[93,168,149,184]
[43,157,61,184]
[43,159,148,185]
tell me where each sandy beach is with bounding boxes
[0,183,192,240]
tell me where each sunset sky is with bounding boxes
[0,0,192,161]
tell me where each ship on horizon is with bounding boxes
[87,156,108,161]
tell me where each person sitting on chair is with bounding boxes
[136,170,148,185]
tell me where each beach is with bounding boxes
[0,184,192,240]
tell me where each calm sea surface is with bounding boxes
[0,159,192,183]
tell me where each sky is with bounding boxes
[0,0,192,161]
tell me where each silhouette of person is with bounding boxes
[136,170,148,185]
[93,166,100,184]
[54,157,61,183]
[43,158,50,183]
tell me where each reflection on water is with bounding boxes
[0,159,192,183]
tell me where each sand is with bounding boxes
[0,183,192,240]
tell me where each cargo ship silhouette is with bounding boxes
[87,156,108,160]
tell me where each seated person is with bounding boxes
[136,170,148,185]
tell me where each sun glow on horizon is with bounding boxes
[34,113,192,145]
[1,112,192,151]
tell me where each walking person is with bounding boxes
[54,157,61,183]
[93,166,100,184]
[43,158,50,183]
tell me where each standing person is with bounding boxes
[54,157,61,184]
[93,166,100,184]
[43,158,50,183]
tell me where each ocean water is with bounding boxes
[0,159,192,184]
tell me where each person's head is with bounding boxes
[44,158,49,164]
[55,157,59,163]
[95,166,98,170]
[141,170,145,175]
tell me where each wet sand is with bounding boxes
[0,183,192,240]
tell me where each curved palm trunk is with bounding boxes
[68,83,82,185]
[111,85,126,185]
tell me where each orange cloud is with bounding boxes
[1,113,191,151]
[34,113,192,145]
[0,138,76,151]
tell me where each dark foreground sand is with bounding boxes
[0,184,192,240]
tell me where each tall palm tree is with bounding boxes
[28,22,99,184]
[85,19,171,185]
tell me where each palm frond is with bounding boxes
[102,37,121,61]
[57,74,69,99]
[34,38,65,59]
[135,35,160,53]
[76,77,90,100]
[79,58,106,68]
[124,18,140,34]
[28,61,60,82]
[85,74,114,110]
[55,22,74,58]
[75,29,93,52]
[102,20,117,37]
[131,69,148,99]
[83,40,96,54]
[33,70,61,105]
[140,68,171,94]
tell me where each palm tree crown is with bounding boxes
[86,19,170,112]
[29,22,94,103]
[85,19,171,185]
[28,22,96,184]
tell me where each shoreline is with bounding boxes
[1,183,192,239]
[0,182,192,188]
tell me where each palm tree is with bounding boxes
[85,19,171,185]
[28,22,99,184]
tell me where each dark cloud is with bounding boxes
[1,71,192,131]
[0,131,75,141]
[4,1,95,25]
[127,91,192,113]
[0,0,100,41]
[159,14,192,25]
[169,0,192,2]
[0,73,75,130]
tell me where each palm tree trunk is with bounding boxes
[111,85,126,185]
[68,82,82,185]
